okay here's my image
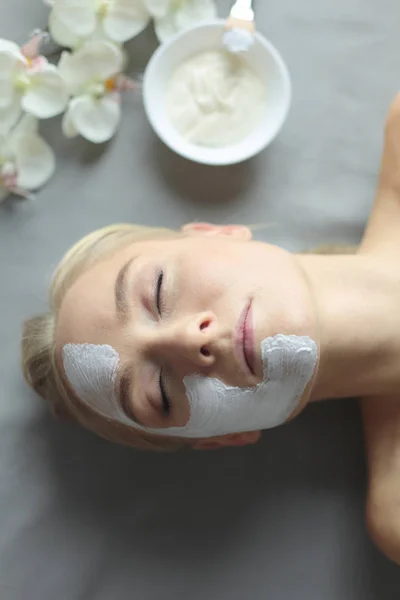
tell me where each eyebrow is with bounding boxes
[115,256,136,323]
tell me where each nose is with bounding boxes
[150,312,218,369]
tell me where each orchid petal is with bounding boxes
[62,104,79,138]
[13,132,56,189]
[0,43,25,110]
[8,114,38,147]
[48,11,82,48]
[58,41,124,95]
[0,100,22,135]
[144,0,170,18]
[154,0,217,41]
[22,63,69,118]
[0,76,14,109]
[0,40,25,63]
[86,22,116,43]
[174,0,217,30]
[103,0,150,42]
[67,94,121,143]
[153,11,177,41]
[52,0,97,38]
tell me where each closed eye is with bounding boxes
[154,271,170,415]
[156,271,164,316]
[159,371,171,416]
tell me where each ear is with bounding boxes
[182,222,252,241]
[192,430,261,451]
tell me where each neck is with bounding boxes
[296,253,400,401]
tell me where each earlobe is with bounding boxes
[181,222,219,236]
[222,225,252,241]
[182,222,252,241]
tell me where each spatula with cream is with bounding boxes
[223,0,255,54]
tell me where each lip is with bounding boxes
[235,300,255,375]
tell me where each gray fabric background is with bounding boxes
[1,0,400,598]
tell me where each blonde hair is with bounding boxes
[22,223,188,452]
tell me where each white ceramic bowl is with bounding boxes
[143,21,292,166]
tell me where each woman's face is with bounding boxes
[56,224,317,449]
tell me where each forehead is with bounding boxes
[56,248,122,350]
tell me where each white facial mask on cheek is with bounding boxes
[62,334,318,439]
[180,334,317,438]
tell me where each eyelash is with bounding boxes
[154,271,170,416]
[155,270,164,316]
[159,371,171,416]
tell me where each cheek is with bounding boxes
[177,245,262,312]
[184,268,229,309]
[176,256,221,305]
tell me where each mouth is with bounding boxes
[235,300,255,375]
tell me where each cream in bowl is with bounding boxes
[166,50,267,148]
[143,21,291,166]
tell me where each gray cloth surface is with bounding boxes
[1,0,400,598]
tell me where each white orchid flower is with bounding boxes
[58,40,135,143]
[47,0,151,49]
[145,0,217,42]
[0,114,56,202]
[0,38,69,135]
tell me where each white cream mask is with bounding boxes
[165,50,267,148]
[62,335,318,439]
